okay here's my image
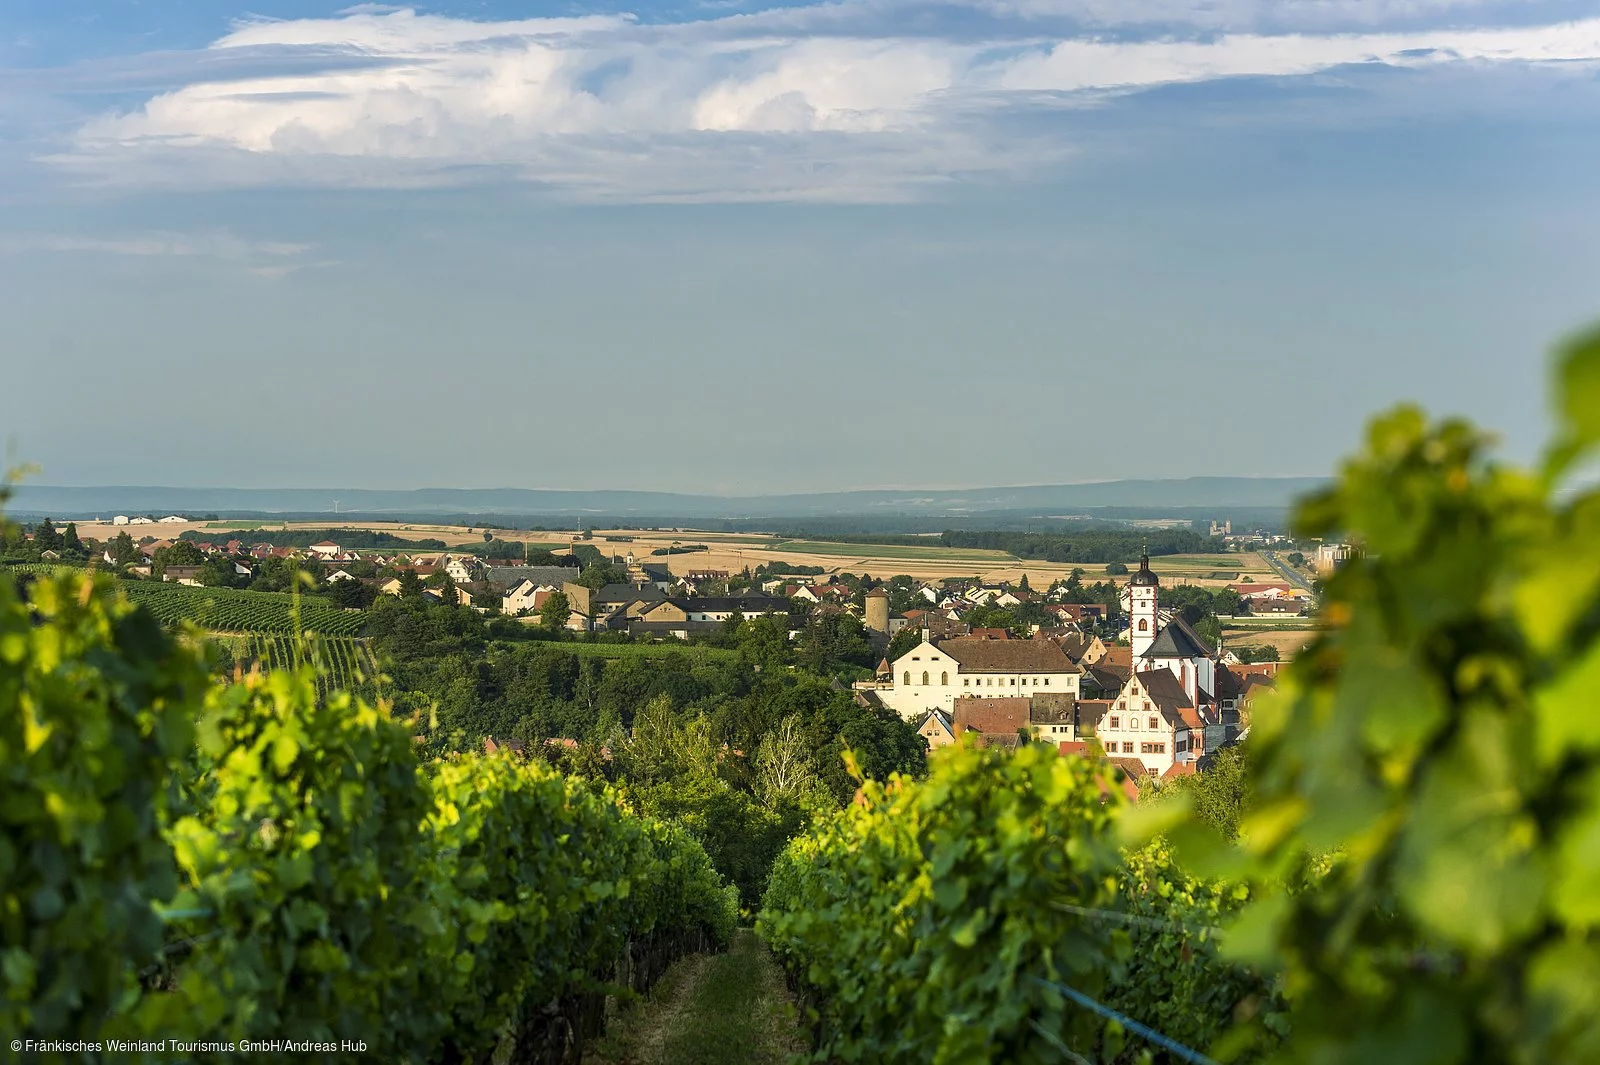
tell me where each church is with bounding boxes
[1097,555,1223,777]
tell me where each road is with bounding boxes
[1261,551,1313,592]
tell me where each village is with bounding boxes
[58,517,1337,793]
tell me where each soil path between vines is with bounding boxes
[586,929,805,1065]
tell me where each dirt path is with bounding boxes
[586,930,805,1065]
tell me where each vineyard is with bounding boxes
[215,633,378,690]
[119,579,365,635]
[2,567,739,1063]
[759,328,1600,1065]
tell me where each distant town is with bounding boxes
[3,509,1352,788]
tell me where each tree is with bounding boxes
[62,522,83,555]
[398,570,426,599]
[539,589,571,633]
[482,530,493,542]
[1105,562,1129,575]
[34,518,61,552]
[151,540,205,579]
[111,531,138,567]
[754,716,825,810]
[1286,551,1306,567]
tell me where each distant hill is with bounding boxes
[9,477,1325,522]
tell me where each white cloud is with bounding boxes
[42,5,1600,201]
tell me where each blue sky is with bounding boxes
[2,0,1598,492]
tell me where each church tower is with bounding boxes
[1129,554,1160,660]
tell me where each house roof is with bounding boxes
[593,583,667,605]
[952,696,1031,737]
[1133,668,1205,731]
[671,595,789,612]
[1100,645,1132,670]
[1027,693,1077,726]
[1140,616,1214,661]
[1108,756,1151,781]
[1084,664,1130,694]
[916,708,955,736]
[939,638,1080,674]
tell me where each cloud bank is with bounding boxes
[42,4,1600,201]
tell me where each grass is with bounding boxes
[588,930,804,1065]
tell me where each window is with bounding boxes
[903,672,910,686]
[941,672,949,686]
[1044,678,1050,686]
[1149,716,1159,730]
[1153,743,1166,755]
[1021,677,1027,686]
[1122,742,1134,753]
[1138,619,1149,631]
[1143,701,1150,711]
[1177,738,1188,752]
[1109,716,1120,730]
[1010,678,1016,686]
[1116,701,1125,710]
[963,678,970,687]
[922,671,929,686]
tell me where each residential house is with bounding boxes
[502,579,558,616]
[308,540,342,560]
[443,555,480,583]
[163,565,203,587]
[916,709,957,751]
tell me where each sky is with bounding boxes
[2,0,1598,493]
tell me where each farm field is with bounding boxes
[764,539,1018,563]
[1146,552,1277,587]
[1222,625,1321,659]
[55,516,1277,586]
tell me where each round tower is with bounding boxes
[864,588,890,634]
[1129,554,1160,661]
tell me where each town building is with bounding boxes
[879,636,1082,720]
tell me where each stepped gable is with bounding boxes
[1139,668,1205,731]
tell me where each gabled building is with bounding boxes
[1095,668,1206,777]
[881,636,1081,720]
[915,709,956,751]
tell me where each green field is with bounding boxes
[764,539,1017,563]
[120,580,365,636]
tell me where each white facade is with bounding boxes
[879,638,1082,720]
[1129,580,1159,662]
[112,515,130,526]
[502,579,556,616]
[1095,673,1199,778]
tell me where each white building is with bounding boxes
[1095,668,1205,778]
[502,579,557,616]
[444,555,479,583]
[112,515,130,526]
[880,637,1081,720]
[160,515,186,523]
[308,540,342,560]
